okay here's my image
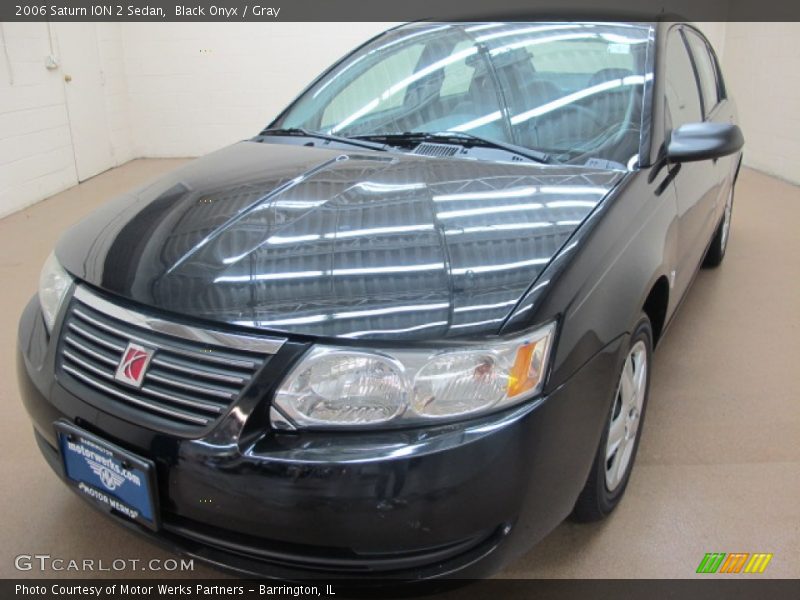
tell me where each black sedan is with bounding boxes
[18,21,743,579]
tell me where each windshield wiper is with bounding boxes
[259,127,389,152]
[352,131,551,164]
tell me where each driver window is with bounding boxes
[664,29,703,129]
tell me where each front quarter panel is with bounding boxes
[505,168,679,392]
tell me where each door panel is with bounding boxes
[664,27,718,297]
[57,23,114,181]
[683,29,736,237]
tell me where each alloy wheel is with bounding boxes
[604,340,648,492]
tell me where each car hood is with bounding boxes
[56,141,623,341]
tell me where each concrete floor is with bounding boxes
[0,160,798,579]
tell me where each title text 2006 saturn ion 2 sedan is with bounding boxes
[18,21,743,579]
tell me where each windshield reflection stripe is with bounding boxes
[475,24,582,42]
[310,25,453,99]
[449,111,503,133]
[490,32,595,55]
[600,33,649,44]
[383,46,478,100]
[329,98,379,134]
[510,75,646,125]
[464,23,504,33]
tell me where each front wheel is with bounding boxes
[572,314,652,522]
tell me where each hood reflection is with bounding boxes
[57,142,622,341]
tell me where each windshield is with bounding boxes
[273,22,652,168]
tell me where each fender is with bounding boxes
[506,167,678,393]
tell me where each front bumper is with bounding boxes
[17,295,624,579]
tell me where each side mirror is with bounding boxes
[667,122,744,163]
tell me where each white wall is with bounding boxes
[0,23,77,218]
[722,23,800,184]
[695,22,727,60]
[0,22,133,218]
[96,23,135,165]
[122,23,396,157]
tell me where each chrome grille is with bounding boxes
[57,286,285,433]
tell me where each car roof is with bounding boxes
[393,20,661,32]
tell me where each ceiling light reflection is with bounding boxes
[341,320,449,339]
[451,318,506,329]
[452,257,548,275]
[353,181,427,192]
[449,110,503,132]
[437,202,544,219]
[490,32,595,56]
[476,24,582,42]
[453,299,518,313]
[446,222,553,235]
[545,200,598,208]
[333,302,449,320]
[328,224,434,239]
[331,263,444,276]
[510,75,646,125]
[433,187,538,202]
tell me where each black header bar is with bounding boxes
[4,579,800,600]
[3,0,800,22]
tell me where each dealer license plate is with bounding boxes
[55,421,159,530]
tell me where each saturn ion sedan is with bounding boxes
[18,21,743,579]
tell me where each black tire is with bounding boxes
[703,186,734,268]
[572,314,653,522]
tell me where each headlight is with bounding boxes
[273,320,556,429]
[38,252,72,332]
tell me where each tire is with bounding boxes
[703,185,734,268]
[572,314,653,522]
